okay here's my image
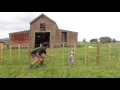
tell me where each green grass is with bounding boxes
[1,43,120,78]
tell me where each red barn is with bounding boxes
[9,13,78,48]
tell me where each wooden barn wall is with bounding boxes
[9,31,29,48]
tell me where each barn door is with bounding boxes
[35,32,50,48]
[61,32,67,42]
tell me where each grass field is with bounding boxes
[0,43,120,78]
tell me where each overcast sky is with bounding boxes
[0,12,120,41]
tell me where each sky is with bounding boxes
[0,12,120,42]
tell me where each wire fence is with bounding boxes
[0,43,120,65]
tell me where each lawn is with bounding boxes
[0,43,120,78]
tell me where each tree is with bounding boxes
[99,37,112,43]
[90,38,98,43]
[112,38,116,43]
[82,38,86,43]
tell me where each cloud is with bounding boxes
[1,12,120,41]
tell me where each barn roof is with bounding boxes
[30,13,59,28]
[58,29,78,34]
[9,30,30,34]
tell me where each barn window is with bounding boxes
[40,23,46,31]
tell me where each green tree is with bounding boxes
[99,37,112,43]
[112,38,116,43]
[90,38,98,43]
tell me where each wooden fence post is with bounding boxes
[0,43,3,61]
[62,43,64,65]
[9,44,12,63]
[109,43,111,62]
[0,43,1,61]
[18,44,20,63]
[50,43,54,64]
[74,43,76,64]
[96,43,100,64]
[85,43,88,63]
[28,43,31,64]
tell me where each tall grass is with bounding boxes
[0,43,120,78]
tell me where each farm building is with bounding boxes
[9,13,78,48]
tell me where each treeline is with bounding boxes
[0,38,9,44]
[83,37,117,43]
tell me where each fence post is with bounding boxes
[109,43,111,62]
[119,43,120,62]
[50,43,54,64]
[85,43,88,63]
[40,43,42,47]
[96,43,100,64]
[28,43,31,64]
[18,44,20,63]
[74,43,76,64]
[9,44,12,63]
[62,43,64,65]
[0,43,3,61]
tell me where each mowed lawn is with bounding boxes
[0,43,120,78]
